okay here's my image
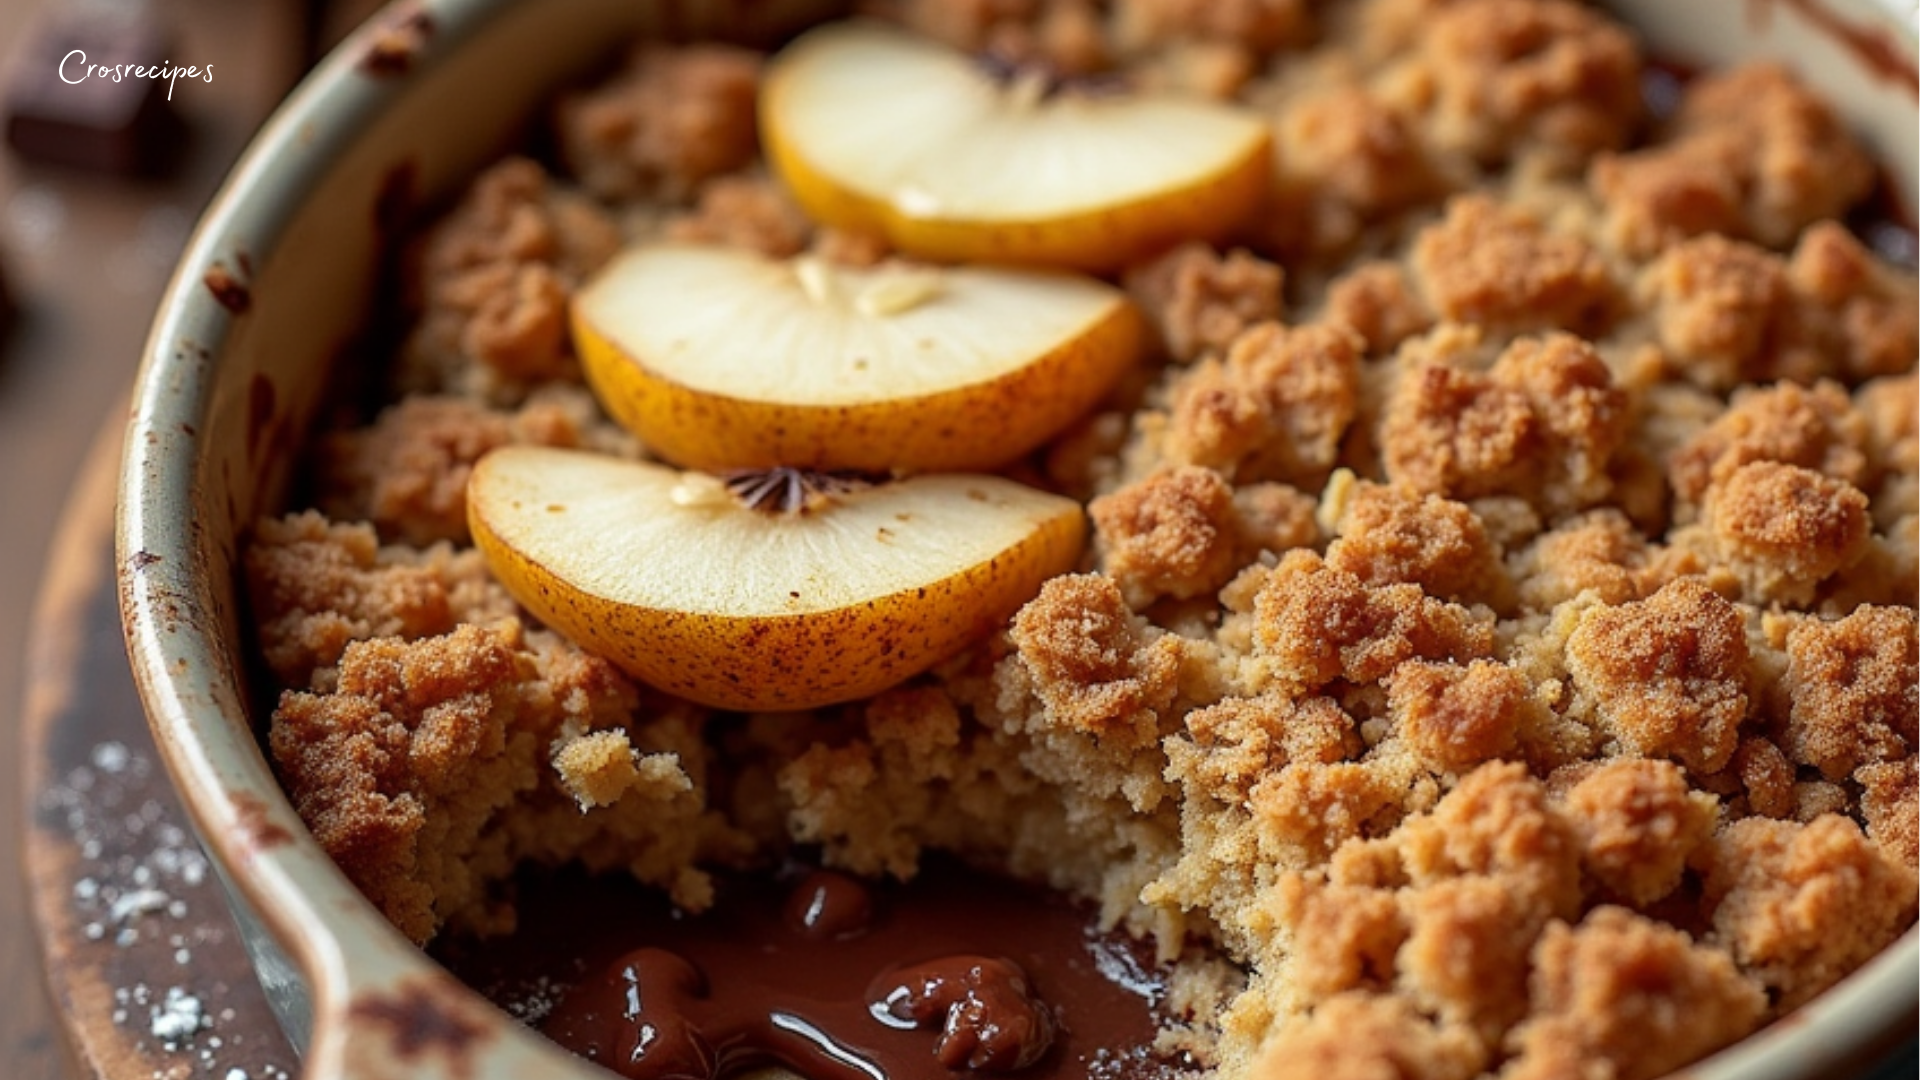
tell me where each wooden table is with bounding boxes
[0,1,372,1075]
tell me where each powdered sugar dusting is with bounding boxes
[38,739,298,1079]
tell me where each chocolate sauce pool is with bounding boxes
[433,861,1182,1080]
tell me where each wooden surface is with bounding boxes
[19,417,301,1080]
[0,1,370,1076]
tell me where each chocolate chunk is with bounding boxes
[783,870,875,941]
[869,955,1058,1072]
[545,949,717,1079]
[4,10,186,176]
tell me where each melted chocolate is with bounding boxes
[435,861,1182,1080]
[869,954,1056,1071]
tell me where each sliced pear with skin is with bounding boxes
[572,240,1145,472]
[761,21,1274,273]
[468,446,1086,711]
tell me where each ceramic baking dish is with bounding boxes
[117,1,1919,1077]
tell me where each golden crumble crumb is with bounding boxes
[1009,573,1181,739]
[1253,549,1495,693]
[1856,372,1918,501]
[1667,63,1877,244]
[1249,761,1409,867]
[1133,38,1257,99]
[552,730,644,809]
[869,0,1042,55]
[1566,578,1750,774]
[1385,660,1531,775]
[1668,379,1869,512]
[244,511,516,689]
[1033,0,1111,76]
[1779,606,1917,781]
[1562,759,1716,906]
[1730,736,1797,821]
[1787,222,1920,383]
[1163,322,1365,488]
[1697,461,1871,605]
[1267,86,1445,261]
[1823,515,1920,614]
[272,613,734,944]
[1230,482,1323,561]
[1411,196,1619,336]
[662,172,812,257]
[1396,763,1582,917]
[554,44,762,203]
[1592,61,1874,255]
[1642,233,1818,391]
[412,157,620,280]
[1325,482,1511,608]
[1181,693,1359,800]
[462,264,569,382]
[1396,875,1542,1036]
[1321,262,1433,357]
[1268,874,1403,999]
[1502,907,1764,1080]
[271,623,544,940]
[399,158,620,398]
[1123,243,1284,363]
[271,682,436,942]
[1247,992,1485,1080]
[1508,509,1657,610]
[1407,0,1640,170]
[1588,136,1745,261]
[1091,466,1244,608]
[1857,757,1918,870]
[1696,815,1917,1009]
[1793,780,1851,823]
[810,226,893,268]
[782,742,903,876]
[1329,835,1409,891]
[1382,333,1628,516]
[1115,0,1312,54]
[317,393,596,546]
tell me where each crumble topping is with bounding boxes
[245,3,1919,1079]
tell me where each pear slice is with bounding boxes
[468,446,1086,711]
[761,21,1273,272]
[572,241,1144,472]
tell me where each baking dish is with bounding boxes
[117,1,1919,1077]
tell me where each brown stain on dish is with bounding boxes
[374,159,419,240]
[247,373,277,461]
[230,791,294,851]
[203,265,251,314]
[129,551,162,571]
[348,977,492,1078]
[360,6,436,77]
[1751,0,1919,95]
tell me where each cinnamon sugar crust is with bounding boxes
[247,4,1918,1079]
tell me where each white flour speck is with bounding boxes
[92,741,131,773]
[150,987,209,1048]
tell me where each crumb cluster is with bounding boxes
[248,2,1917,1079]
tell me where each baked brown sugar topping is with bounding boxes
[246,1,1918,1078]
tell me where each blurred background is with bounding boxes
[0,0,377,1073]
